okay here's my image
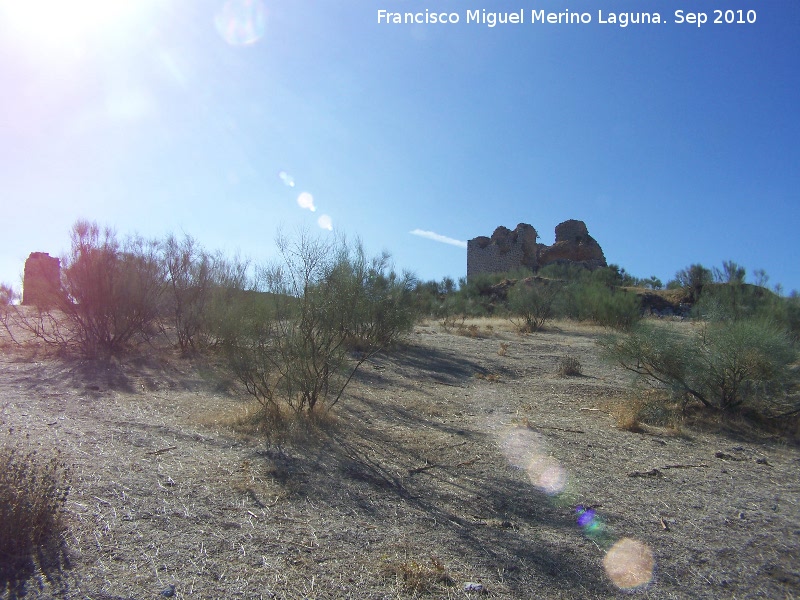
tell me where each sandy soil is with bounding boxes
[1,320,798,599]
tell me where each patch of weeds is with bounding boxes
[225,401,337,445]
[0,440,71,595]
[482,517,514,530]
[384,556,454,593]
[457,324,481,338]
[614,399,647,433]
[557,356,582,377]
[475,372,501,383]
[440,314,466,332]
[497,342,509,357]
[603,390,683,433]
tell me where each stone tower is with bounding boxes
[22,252,61,307]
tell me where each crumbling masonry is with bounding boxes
[467,220,607,279]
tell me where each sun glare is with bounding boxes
[2,0,141,50]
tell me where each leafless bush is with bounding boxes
[0,283,16,307]
[162,234,217,352]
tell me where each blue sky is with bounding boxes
[1,0,798,293]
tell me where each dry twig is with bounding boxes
[146,446,178,456]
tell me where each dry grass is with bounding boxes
[456,323,482,338]
[602,389,685,433]
[0,319,798,598]
[434,316,518,337]
[474,372,501,383]
[383,556,454,594]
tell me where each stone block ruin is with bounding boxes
[22,252,62,307]
[467,219,607,279]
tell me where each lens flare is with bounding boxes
[499,426,543,469]
[317,215,333,231]
[2,0,145,51]
[603,538,655,589]
[278,171,295,188]
[498,426,567,495]
[527,455,568,496]
[214,0,267,46]
[497,425,655,590]
[575,505,606,537]
[297,192,316,212]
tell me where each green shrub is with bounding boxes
[0,284,17,345]
[455,272,511,316]
[0,443,70,594]
[537,263,591,282]
[411,280,443,319]
[590,265,626,287]
[784,295,800,340]
[222,231,416,415]
[600,319,797,415]
[63,222,166,356]
[670,263,713,303]
[558,283,641,330]
[507,280,557,332]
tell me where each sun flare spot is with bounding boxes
[2,0,143,48]
[498,426,568,495]
[278,171,295,188]
[214,0,267,46]
[297,192,316,212]
[603,538,655,589]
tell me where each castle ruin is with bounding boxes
[22,252,62,307]
[467,220,607,279]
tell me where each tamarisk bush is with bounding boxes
[600,319,797,416]
[222,231,416,415]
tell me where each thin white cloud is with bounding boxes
[410,229,467,249]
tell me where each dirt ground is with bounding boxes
[1,319,799,599]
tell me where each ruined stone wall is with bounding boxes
[466,223,540,279]
[466,239,528,279]
[467,220,607,278]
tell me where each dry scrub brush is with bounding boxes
[0,440,71,594]
[383,556,454,594]
[558,355,582,377]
